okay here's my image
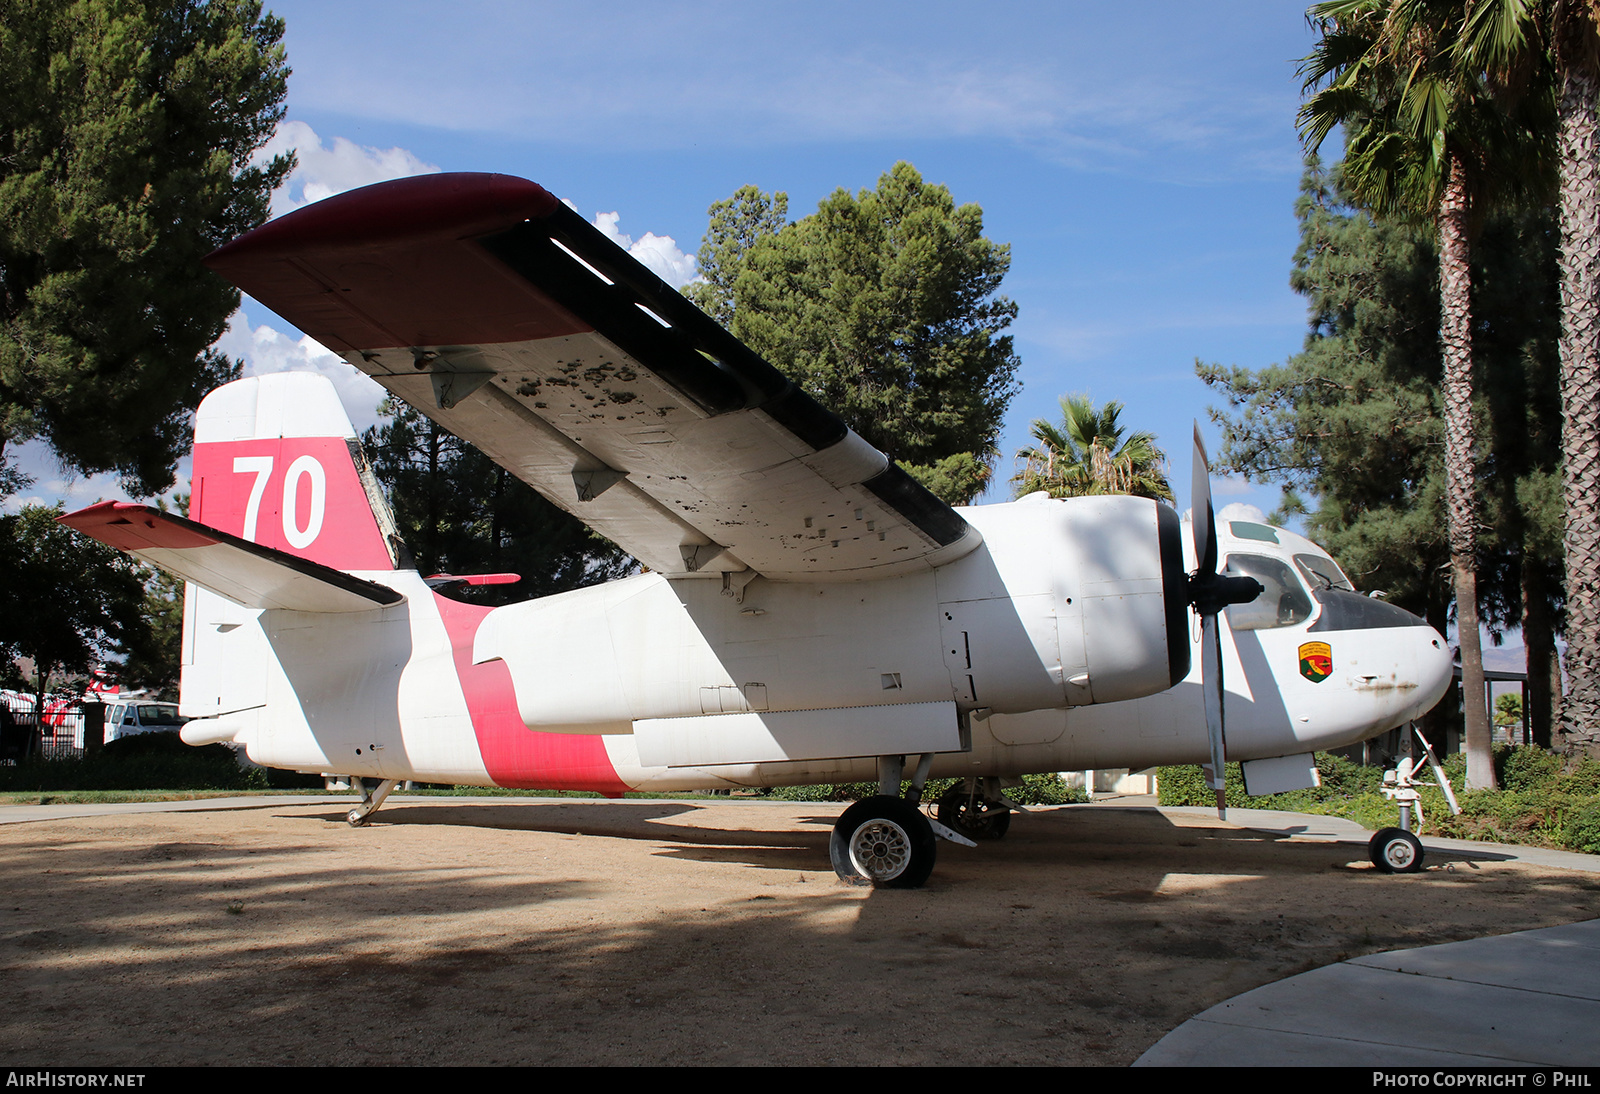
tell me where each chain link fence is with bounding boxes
[0,693,99,763]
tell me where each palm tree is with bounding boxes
[1547,1,1600,757]
[1299,0,1547,788]
[1415,0,1600,758]
[1012,395,1173,502]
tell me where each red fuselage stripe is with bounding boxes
[431,593,629,795]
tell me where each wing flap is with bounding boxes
[205,173,982,580]
[59,503,405,614]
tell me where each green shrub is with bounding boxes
[1157,762,1248,807]
[1153,746,1600,854]
[1495,745,1555,791]
[1012,771,1089,805]
[1562,802,1600,854]
[0,733,309,792]
[1566,758,1600,795]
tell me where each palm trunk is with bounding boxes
[1556,57,1600,757]
[1439,153,1495,789]
[1523,555,1559,750]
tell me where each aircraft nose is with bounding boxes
[1411,621,1453,720]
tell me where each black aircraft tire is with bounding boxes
[830,796,937,888]
[1369,827,1424,873]
[936,785,1012,840]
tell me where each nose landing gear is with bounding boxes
[1369,725,1460,873]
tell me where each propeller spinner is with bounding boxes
[1187,424,1262,819]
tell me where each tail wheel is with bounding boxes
[830,795,937,888]
[1369,827,1424,873]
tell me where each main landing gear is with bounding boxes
[936,777,1016,841]
[829,755,977,888]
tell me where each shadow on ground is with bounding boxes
[1,801,1593,1066]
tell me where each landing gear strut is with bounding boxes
[829,754,975,888]
[346,777,399,826]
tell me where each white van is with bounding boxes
[74,701,188,747]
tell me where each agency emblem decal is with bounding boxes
[1298,641,1333,683]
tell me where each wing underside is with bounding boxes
[204,173,981,580]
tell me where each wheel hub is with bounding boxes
[850,819,911,881]
[1384,839,1417,870]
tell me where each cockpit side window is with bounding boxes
[1222,553,1314,631]
[1294,552,1354,592]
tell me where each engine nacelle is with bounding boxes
[942,493,1188,709]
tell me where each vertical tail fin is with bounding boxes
[190,373,405,572]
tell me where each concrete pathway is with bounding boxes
[1164,802,1600,873]
[1132,803,1600,1066]
[1136,918,1600,1066]
[0,793,619,825]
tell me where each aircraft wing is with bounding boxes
[58,502,404,614]
[204,173,982,581]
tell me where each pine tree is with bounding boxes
[687,163,1020,505]
[0,0,292,497]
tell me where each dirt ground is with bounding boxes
[1,797,1596,1067]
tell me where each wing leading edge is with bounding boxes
[205,173,981,581]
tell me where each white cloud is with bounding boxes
[6,313,387,514]
[589,210,699,288]
[9,122,697,515]
[256,120,441,218]
[1217,502,1269,523]
[214,310,389,433]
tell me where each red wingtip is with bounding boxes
[205,173,560,271]
[200,172,587,354]
[58,502,219,551]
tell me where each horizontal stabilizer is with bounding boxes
[58,502,404,614]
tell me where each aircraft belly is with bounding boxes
[635,701,961,768]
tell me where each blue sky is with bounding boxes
[17,1,1327,523]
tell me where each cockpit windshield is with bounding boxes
[1221,553,1314,631]
[1294,553,1354,592]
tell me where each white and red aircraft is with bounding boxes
[60,173,1452,887]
